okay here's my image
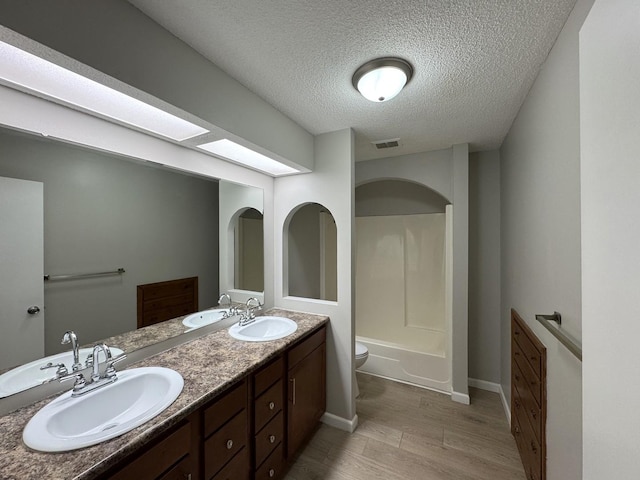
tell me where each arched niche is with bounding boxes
[229,207,264,293]
[355,179,450,215]
[283,202,337,301]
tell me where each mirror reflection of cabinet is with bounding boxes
[286,203,337,301]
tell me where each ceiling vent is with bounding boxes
[372,138,400,149]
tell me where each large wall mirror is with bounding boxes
[0,126,264,397]
[285,202,337,301]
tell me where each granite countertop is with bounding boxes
[0,308,328,480]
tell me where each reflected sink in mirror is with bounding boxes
[0,347,124,398]
[228,316,297,342]
[23,366,183,452]
[182,309,231,330]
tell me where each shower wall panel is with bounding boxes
[356,213,446,355]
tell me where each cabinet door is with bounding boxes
[287,343,326,458]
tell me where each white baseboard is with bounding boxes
[451,391,470,405]
[321,412,359,433]
[499,384,511,426]
[468,378,501,393]
[468,377,511,424]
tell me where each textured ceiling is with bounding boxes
[128,0,577,161]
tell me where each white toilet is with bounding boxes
[355,341,369,369]
[355,341,369,397]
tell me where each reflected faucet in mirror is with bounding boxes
[61,331,83,372]
[218,293,240,318]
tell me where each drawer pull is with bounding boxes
[514,374,520,381]
[514,351,520,356]
[269,434,276,444]
[514,399,520,408]
[530,409,537,419]
[226,439,233,450]
[531,441,537,454]
[269,468,275,478]
[269,401,276,410]
[530,355,537,361]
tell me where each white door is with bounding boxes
[0,176,44,370]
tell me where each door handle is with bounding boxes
[27,306,40,315]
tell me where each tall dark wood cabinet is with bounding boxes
[511,309,547,480]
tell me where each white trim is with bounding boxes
[451,391,470,405]
[468,377,501,393]
[321,412,359,433]
[467,378,511,424]
[499,384,511,426]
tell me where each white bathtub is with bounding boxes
[356,335,451,393]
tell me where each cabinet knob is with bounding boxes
[269,434,276,444]
[514,425,520,434]
[269,468,275,478]
[269,401,275,410]
[531,441,537,454]
[530,409,537,419]
[226,439,233,450]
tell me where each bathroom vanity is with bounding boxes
[0,309,328,480]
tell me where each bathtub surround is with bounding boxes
[356,146,469,403]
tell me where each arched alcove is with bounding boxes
[283,202,337,301]
[229,207,264,292]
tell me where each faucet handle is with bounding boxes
[59,372,87,393]
[40,362,69,380]
[105,353,127,375]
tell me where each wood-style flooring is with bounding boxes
[285,373,526,480]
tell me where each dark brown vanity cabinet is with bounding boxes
[101,324,326,480]
[203,379,250,480]
[102,417,196,480]
[287,327,326,458]
[252,357,285,479]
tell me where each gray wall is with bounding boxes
[0,0,313,170]
[355,179,447,216]
[499,0,590,477]
[468,150,501,383]
[288,203,322,299]
[0,128,219,354]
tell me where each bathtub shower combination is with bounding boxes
[355,210,452,393]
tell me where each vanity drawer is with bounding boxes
[255,443,284,480]
[107,421,191,480]
[255,379,283,432]
[513,378,542,445]
[210,447,250,480]
[513,408,542,480]
[513,343,542,407]
[204,410,248,479]
[513,318,542,379]
[204,379,247,437]
[255,411,283,468]
[254,356,283,396]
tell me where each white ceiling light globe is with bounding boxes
[352,58,413,103]
[356,66,408,102]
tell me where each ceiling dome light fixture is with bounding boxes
[352,57,413,103]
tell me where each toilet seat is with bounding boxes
[355,341,368,358]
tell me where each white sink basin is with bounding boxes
[23,366,183,452]
[228,316,297,342]
[0,347,124,398]
[182,308,230,329]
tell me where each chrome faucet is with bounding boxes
[60,343,126,397]
[219,293,239,318]
[61,330,83,372]
[238,297,262,327]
